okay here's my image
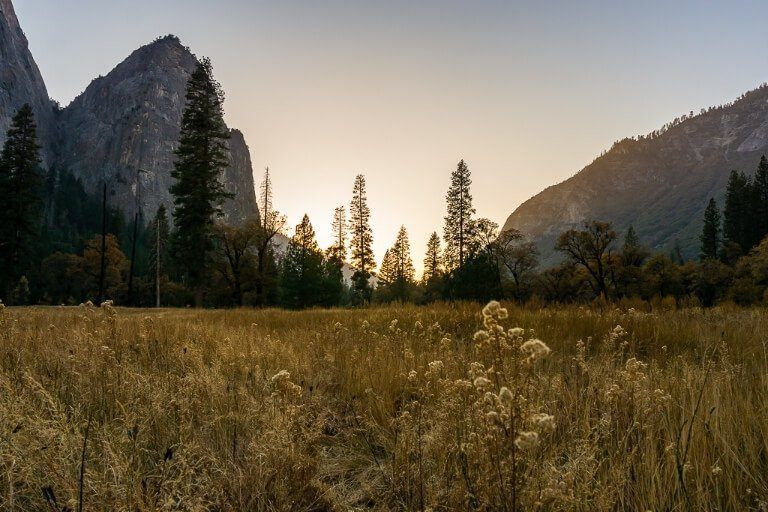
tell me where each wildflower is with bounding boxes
[498,387,514,408]
[427,360,444,374]
[514,431,540,451]
[473,330,490,343]
[482,301,502,318]
[333,322,342,330]
[271,370,291,384]
[454,379,473,391]
[408,370,418,384]
[414,320,423,330]
[508,327,524,337]
[84,300,94,308]
[389,319,399,332]
[520,339,551,362]
[531,413,556,433]
[711,465,723,477]
[100,300,114,308]
[473,377,492,389]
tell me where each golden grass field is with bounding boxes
[1,301,767,511]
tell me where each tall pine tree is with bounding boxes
[443,159,475,271]
[0,104,43,300]
[254,167,285,306]
[349,174,375,301]
[149,205,170,306]
[700,198,721,261]
[170,58,233,306]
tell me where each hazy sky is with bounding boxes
[15,0,768,273]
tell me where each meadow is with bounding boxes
[0,301,767,511]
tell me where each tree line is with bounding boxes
[3,57,768,308]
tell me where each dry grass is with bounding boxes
[0,301,767,511]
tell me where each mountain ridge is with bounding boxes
[503,83,768,265]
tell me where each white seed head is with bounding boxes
[514,431,540,451]
[520,339,551,361]
[498,387,514,408]
[531,413,556,433]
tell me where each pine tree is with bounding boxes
[620,225,649,267]
[254,167,286,306]
[423,232,443,282]
[349,174,375,300]
[753,156,768,244]
[624,226,639,248]
[327,206,347,264]
[392,226,415,285]
[170,57,233,306]
[0,104,43,299]
[378,249,397,285]
[149,205,171,297]
[722,170,751,256]
[259,166,273,226]
[377,227,415,302]
[700,198,721,261]
[280,214,325,309]
[443,159,475,271]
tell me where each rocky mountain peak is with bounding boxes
[53,34,257,224]
[0,0,56,165]
[0,0,258,227]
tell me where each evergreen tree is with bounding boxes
[422,232,443,283]
[149,205,171,304]
[393,226,415,281]
[620,225,649,267]
[391,226,415,301]
[170,57,233,306]
[443,159,475,271]
[327,206,347,264]
[280,214,325,309]
[722,170,752,257]
[670,239,684,265]
[321,256,345,307]
[349,174,375,301]
[259,166,273,226]
[0,104,44,299]
[378,249,397,285]
[700,198,721,261]
[753,155,768,244]
[254,167,286,306]
[624,225,639,248]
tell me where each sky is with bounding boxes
[14,0,768,274]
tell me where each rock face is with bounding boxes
[0,0,56,166]
[55,35,258,224]
[503,84,768,265]
[0,0,258,225]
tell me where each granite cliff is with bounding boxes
[0,0,258,224]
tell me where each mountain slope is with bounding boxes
[55,35,258,224]
[0,0,55,165]
[503,84,768,265]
